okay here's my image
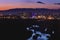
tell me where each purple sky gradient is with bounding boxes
[0,0,60,3]
[0,0,60,10]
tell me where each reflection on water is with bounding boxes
[26,25,54,40]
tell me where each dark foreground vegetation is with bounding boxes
[0,19,60,40]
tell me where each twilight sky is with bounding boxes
[0,0,60,10]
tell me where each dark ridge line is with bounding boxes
[0,8,60,12]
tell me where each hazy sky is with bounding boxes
[0,0,60,10]
[0,0,60,3]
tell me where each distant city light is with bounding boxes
[47,16,55,20]
[0,11,60,20]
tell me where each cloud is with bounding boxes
[37,1,45,4]
[54,3,60,5]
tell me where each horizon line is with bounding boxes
[0,8,60,11]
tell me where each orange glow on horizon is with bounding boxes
[0,3,60,10]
